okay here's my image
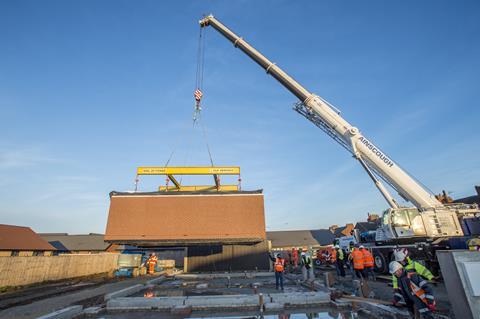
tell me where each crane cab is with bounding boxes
[376,207,464,242]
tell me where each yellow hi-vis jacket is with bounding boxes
[337,249,344,261]
[392,257,433,289]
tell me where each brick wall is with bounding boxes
[0,253,119,287]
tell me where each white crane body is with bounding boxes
[200,15,477,240]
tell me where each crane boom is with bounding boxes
[200,15,442,210]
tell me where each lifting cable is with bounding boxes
[193,25,215,167]
[158,25,214,190]
[139,26,215,191]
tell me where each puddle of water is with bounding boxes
[190,312,362,319]
[100,309,364,319]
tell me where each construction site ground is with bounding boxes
[0,274,156,319]
[0,267,454,319]
[315,264,454,318]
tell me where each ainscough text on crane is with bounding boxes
[359,137,394,168]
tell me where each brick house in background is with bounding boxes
[0,224,56,257]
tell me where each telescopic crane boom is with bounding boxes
[199,15,439,210]
[200,15,476,239]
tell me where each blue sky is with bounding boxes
[1,1,479,234]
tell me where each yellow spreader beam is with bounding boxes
[137,166,240,175]
[158,185,239,192]
[136,166,241,192]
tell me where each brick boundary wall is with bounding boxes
[0,254,119,287]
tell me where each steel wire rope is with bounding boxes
[194,25,215,167]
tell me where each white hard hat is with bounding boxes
[359,245,365,249]
[389,261,403,274]
[301,252,305,256]
[334,245,340,249]
[393,248,408,262]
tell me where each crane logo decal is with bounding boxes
[359,137,394,168]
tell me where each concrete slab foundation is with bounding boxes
[106,291,331,312]
[35,305,83,319]
[104,284,144,301]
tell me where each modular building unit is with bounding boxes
[104,190,269,271]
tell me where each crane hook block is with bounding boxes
[194,88,203,102]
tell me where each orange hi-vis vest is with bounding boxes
[407,272,430,305]
[147,256,157,265]
[331,249,337,262]
[362,249,374,268]
[274,258,285,272]
[351,249,364,270]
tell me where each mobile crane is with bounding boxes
[199,15,479,272]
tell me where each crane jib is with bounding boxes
[200,14,453,210]
[359,137,394,168]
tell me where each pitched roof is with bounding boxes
[333,226,346,237]
[105,191,266,245]
[454,186,480,205]
[0,224,56,251]
[267,229,334,248]
[354,222,379,233]
[39,233,110,251]
[333,223,355,237]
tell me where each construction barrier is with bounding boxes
[0,253,119,287]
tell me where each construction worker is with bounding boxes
[467,237,480,251]
[346,241,355,277]
[392,248,434,291]
[292,248,299,272]
[334,245,345,277]
[390,261,435,318]
[146,253,158,274]
[269,252,285,290]
[360,245,375,281]
[301,252,315,282]
[349,245,365,280]
[330,247,337,264]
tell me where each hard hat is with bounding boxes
[359,245,365,249]
[334,245,340,249]
[301,252,306,256]
[152,252,156,256]
[276,253,281,258]
[389,261,403,274]
[393,248,408,262]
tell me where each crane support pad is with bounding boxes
[137,166,240,175]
